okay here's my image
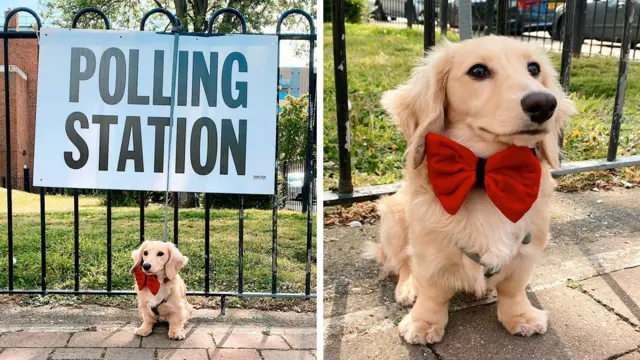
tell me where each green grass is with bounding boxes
[324,23,640,191]
[0,189,316,309]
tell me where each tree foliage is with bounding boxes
[279,94,310,164]
[38,0,316,33]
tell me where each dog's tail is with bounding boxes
[363,241,386,264]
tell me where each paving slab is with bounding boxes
[619,350,640,360]
[325,327,438,360]
[103,348,154,360]
[432,286,640,360]
[0,348,53,360]
[67,331,140,348]
[208,348,262,360]
[141,329,215,348]
[0,306,315,333]
[157,348,209,360]
[51,348,104,359]
[261,350,316,360]
[213,331,290,349]
[0,332,70,348]
[281,334,316,349]
[580,266,640,326]
[620,350,640,360]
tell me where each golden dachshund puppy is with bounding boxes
[366,36,576,344]
[130,241,193,340]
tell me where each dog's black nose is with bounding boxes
[521,92,557,124]
[142,263,151,271]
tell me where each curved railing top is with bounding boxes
[140,7,181,31]
[207,8,247,34]
[72,7,111,29]
[276,9,315,35]
[2,6,315,39]
[3,7,42,32]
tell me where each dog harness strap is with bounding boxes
[151,296,170,316]
[461,232,532,279]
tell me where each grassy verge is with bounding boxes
[0,189,316,311]
[323,23,640,191]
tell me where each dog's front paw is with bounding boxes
[134,326,152,337]
[499,306,548,336]
[395,279,417,307]
[398,312,445,344]
[168,330,186,340]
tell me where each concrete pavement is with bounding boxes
[324,187,640,360]
[0,306,316,360]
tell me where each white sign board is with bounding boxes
[34,28,278,194]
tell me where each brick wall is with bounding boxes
[0,9,38,190]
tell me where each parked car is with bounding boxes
[370,0,425,23]
[446,0,564,34]
[287,172,305,201]
[550,0,640,43]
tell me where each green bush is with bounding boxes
[325,0,370,24]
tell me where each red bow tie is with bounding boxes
[135,267,162,295]
[425,133,541,223]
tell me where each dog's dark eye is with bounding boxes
[467,64,490,80]
[143,251,148,256]
[157,252,164,257]
[528,62,541,76]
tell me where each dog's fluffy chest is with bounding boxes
[149,284,170,304]
[138,282,171,306]
[455,190,531,270]
[414,188,533,272]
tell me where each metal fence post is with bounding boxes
[497,0,508,35]
[485,0,496,35]
[406,0,414,28]
[607,0,634,161]
[458,0,473,40]
[571,0,587,57]
[332,0,353,194]
[559,0,577,151]
[441,0,449,35]
[425,0,437,52]
[24,166,30,192]
[560,0,576,92]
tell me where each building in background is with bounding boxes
[278,67,310,112]
[0,9,38,191]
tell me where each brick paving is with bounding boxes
[0,325,317,360]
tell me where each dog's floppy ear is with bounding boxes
[536,51,578,169]
[538,97,576,168]
[381,43,453,168]
[164,243,188,281]
[129,242,146,274]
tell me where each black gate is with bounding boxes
[1,6,316,313]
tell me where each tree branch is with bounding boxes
[153,0,164,8]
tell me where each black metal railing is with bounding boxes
[327,0,640,205]
[1,6,317,313]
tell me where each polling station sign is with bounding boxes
[34,28,278,194]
